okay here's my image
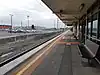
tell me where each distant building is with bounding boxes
[0,25,11,29]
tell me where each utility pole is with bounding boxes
[57,18,58,29]
[27,15,29,30]
[21,21,22,28]
[9,14,13,33]
[54,19,55,29]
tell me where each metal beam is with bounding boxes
[97,11,100,39]
[90,13,93,38]
[61,18,77,21]
[54,11,80,15]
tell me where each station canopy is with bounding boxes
[42,0,96,26]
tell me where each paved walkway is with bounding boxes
[32,30,100,75]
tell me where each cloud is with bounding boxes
[0,0,65,28]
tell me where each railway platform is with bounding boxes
[5,30,100,75]
[32,30,100,75]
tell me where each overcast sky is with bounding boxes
[0,0,65,28]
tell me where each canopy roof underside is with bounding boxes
[42,0,96,25]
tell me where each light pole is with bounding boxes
[21,21,22,28]
[54,19,55,29]
[27,15,29,30]
[57,19,58,29]
[9,14,13,33]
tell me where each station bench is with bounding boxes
[78,40,100,65]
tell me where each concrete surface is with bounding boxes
[32,30,100,75]
[32,44,65,75]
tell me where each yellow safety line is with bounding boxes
[16,35,63,75]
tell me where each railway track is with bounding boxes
[0,32,62,67]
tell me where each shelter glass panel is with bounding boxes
[92,20,97,38]
[88,22,91,37]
